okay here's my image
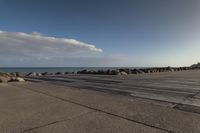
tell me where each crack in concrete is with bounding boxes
[12,84,174,133]
[19,110,96,133]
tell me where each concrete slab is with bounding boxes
[0,84,92,133]
[27,112,168,133]
[13,82,200,133]
[2,70,200,133]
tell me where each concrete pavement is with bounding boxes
[1,70,200,132]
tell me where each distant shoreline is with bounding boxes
[1,66,199,75]
[0,67,147,73]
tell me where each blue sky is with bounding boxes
[0,0,200,67]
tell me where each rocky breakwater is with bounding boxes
[24,66,200,78]
[76,66,199,75]
[0,72,25,83]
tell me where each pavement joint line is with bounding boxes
[173,90,200,109]
[24,80,179,107]
[172,90,200,115]
[19,110,96,133]
[16,81,200,114]
[27,77,198,95]
[11,84,175,133]
[173,105,200,115]
[39,81,193,109]
[41,80,181,105]
[15,82,200,115]
[20,81,180,110]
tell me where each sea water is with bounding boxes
[0,67,121,73]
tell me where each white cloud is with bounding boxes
[0,30,102,59]
[0,30,134,67]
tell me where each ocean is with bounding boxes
[0,67,121,73]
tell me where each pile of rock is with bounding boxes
[26,72,42,77]
[0,72,25,83]
[24,65,200,77]
[77,69,134,75]
[191,62,200,68]
[76,66,199,75]
[26,71,71,77]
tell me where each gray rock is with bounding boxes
[42,72,48,76]
[26,72,37,77]
[36,73,42,76]
[0,76,10,83]
[10,72,17,77]
[0,73,11,83]
[55,72,64,75]
[9,77,25,82]
[16,72,24,77]
[120,71,128,75]
[191,62,200,68]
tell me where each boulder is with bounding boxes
[106,70,111,75]
[77,70,87,74]
[26,72,37,77]
[10,72,17,77]
[169,68,175,72]
[0,73,12,83]
[16,72,24,77]
[0,76,10,83]
[65,72,69,74]
[16,77,25,82]
[111,70,120,75]
[140,69,150,73]
[120,71,128,75]
[55,72,61,75]
[42,72,48,76]
[36,73,42,76]
[191,62,200,68]
[137,69,145,74]
[9,77,25,82]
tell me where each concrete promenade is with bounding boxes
[1,70,200,133]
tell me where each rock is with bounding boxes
[77,70,87,74]
[169,68,175,72]
[0,72,25,83]
[16,72,24,77]
[191,62,200,68]
[140,69,150,73]
[36,73,42,76]
[42,72,48,76]
[26,72,42,76]
[106,70,111,75]
[65,72,69,74]
[120,71,128,75]
[131,69,138,74]
[9,77,25,82]
[111,70,120,75]
[55,72,62,75]
[10,72,17,77]
[16,77,25,82]
[97,70,106,75]
[136,69,144,74]
[26,72,37,77]
[0,76,10,83]
[88,70,96,74]
[0,73,12,83]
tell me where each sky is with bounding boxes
[0,0,200,67]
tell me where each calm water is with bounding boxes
[0,67,121,73]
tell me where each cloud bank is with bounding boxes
[0,30,102,59]
[0,30,130,67]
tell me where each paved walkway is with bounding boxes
[1,70,200,133]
